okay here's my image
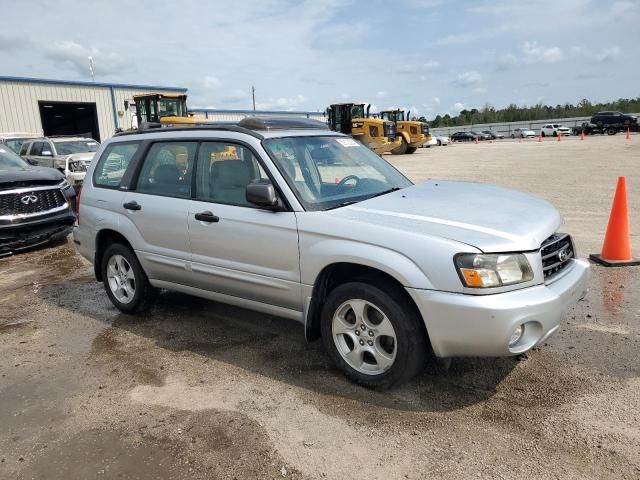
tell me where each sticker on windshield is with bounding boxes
[87,142,97,146]
[336,138,361,147]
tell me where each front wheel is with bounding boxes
[607,128,617,135]
[541,131,546,137]
[391,136,408,155]
[320,282,427,389]
[102,243,157,313]
[405,146,417,154]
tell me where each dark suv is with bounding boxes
[0,147,77,256]
[590,111,638,133]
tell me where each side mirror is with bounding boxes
[41,150,53,157]
[246,182,280,210]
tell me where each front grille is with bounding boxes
[0,189,66,217]
[383,121,396,141]
[541,233,574,280]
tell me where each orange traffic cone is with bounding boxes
[626,127,631,140]
[474,136,479,144]
[580,129,585,141]
[538,132,542,142]
[590,177,640,266]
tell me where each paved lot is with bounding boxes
[1,134,639,479]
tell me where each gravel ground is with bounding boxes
[1,134,639,479]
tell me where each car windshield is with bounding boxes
[54,140,100,155]
[0,147,28,170]
[4,137,36,154]
[263,135,413,211]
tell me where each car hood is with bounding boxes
[65,152,95,162]
[0,165,64,188]
[330,180,561,252]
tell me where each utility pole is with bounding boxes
[88,56,95,82]
[252,86,256,111]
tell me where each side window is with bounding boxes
[20,142,30,156]
[136,142,196,198]
[31,142,44,156]
[93,142,141,188]
[196,142,266,207]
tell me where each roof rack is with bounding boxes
[114,116,329,139]
[237,116,328,131]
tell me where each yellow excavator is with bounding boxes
[379,109,431,154]
[326,103,397,155]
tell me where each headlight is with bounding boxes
[352,122,364,128]
[60,179,71,189]
[454,253,533,288]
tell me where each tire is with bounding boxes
[391,136,408,155]
[607,128,617,136]
[541,131,546,137]
[101,243,157,313]
[437,140,442,146]
[552,131,558,137]
[320,282,427,389]
[511,134,515,139]
[405,146,417,154]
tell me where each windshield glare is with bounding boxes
[0,147,28,170]
[55,140,100,155]
[264,136,412,211]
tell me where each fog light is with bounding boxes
[508,325,524,347]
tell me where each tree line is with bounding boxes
[417,97,640,127]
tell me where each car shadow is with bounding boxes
[42,279,518,413]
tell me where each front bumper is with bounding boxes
[407,259,590,358]
[65,171,86,186]
[0,210,76,257]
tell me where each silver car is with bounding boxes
[21,136,100,187]
[73,117,589,388]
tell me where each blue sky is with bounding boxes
[1,0,639,117]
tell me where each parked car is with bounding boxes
[469,131,492,141]
[590,111,638,133]
[511,128,536,139]
[571,122,602,136]
[21,136,100,188]
[540,124,571,137]
[74,117,589,388]
[450,131,476,142]
[424,135,450,147]
[0,145,77,257]
[481,130,504,140]
[0,133,41,154]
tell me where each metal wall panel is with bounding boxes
[0,80,186,141]
[190,109,326,122]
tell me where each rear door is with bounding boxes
[187,140,302,311]
[121,140,197,285]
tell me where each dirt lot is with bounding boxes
[1,134,639,479]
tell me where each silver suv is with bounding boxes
[73,117,589,388]
[21,136,100,187]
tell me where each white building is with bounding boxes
[0,76,188,141]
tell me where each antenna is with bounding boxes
[88,56,95,82]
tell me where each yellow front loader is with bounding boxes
[326,103,397,155]
[380,109,431,154]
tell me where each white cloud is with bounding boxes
[432,96,441,105]
[341,93,350,99]
[45,41,128,77]
[522,41,563,63]
[376,91,386,99]
[452,71,482,87]
[203,76,221,89]
[224,89,250,103]
[496,53,518,71]
[612,0,639,16]
[256,94,308,111]
[473,87,487,94]
[450,102,469,114]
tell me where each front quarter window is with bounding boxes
[263,136,412,211]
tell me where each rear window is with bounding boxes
[55,140,100,155]
[93,142,141,188]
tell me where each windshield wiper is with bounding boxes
[367,187,401,199]
[325,200,360,210]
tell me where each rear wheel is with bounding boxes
[607,127,617,135]
[552,131,558,137]
[102,243,157,313]
[541,131,546,137]
[405,146,417,154]
[437,139,442,146]
[391,136,408,155]
[320,282,426,389]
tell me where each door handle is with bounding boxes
[195,211,219,223]
[123,201,142,211]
